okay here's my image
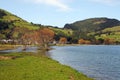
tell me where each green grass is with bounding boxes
[95,32,120,41]
[0,52,93,80]
[90,26,120,41]
[13,21,39,30]
[50,27,73,36]
[102,26,120,32]
[0,9,39,30]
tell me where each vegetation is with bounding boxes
[35,28,55,49]
[0,52,93,80]
[59,37,67,44]
[78,39,91,44]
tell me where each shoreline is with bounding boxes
[54,44,120,48]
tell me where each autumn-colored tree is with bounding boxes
[110,39,114,44]
[20,28,54,50]
[85,40,91,44]
[59,37,67,44]
[78,39,91,44]
[30,31,39,45]
[36,28,55,49]
[78,39,85,44]
[104,38,114,45]
[21,33,31,50]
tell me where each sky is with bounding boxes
[0,0,120,27]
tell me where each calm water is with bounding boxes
[48,45,120,80]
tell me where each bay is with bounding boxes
[48,45,120,80]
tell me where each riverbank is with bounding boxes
[0,51,93,80]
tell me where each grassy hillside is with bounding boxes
[94,26,120,42]
[102,26,120,32]
[0,9,40,39]
[0,9,39,30]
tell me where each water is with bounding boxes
[48,45,120,80]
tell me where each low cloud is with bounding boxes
[25,0,71,11]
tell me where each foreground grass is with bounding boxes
[0,52,93,80]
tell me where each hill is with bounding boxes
[64,18,120,32]
[0,9,41,39]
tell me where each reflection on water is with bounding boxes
[48,45,120,80]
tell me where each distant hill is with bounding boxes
[64,18,120,43]
[64,18,120,32]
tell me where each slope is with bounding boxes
[0,9,40,39]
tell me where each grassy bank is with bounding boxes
[0,52,93,80]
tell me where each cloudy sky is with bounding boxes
[0,0,120,27]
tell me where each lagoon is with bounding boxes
[48,45,120,80]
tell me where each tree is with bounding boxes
[85,40,91,44]
[104,38,114,45]
[59,37,67,44]
[21,33,31,50]
[78,39,85,44]
[36,28,54,49]
[20,28,54,50]
[78,39,91,44]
